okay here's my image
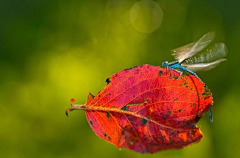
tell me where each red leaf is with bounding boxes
[66,64,213,153]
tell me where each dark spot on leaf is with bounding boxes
[124,66,137,71]
[106,112,110,118]
[158,71,163,76]
[181,81,188,86]
[192,103,196,106]
[164,111,172,120]
[178,109,182,112]
[173,76,178,80]
[173,98,178,101]
[169,139,174,143]
[121,106,127,111]
[106,78,111,85]
[190,88,193,91]
[108,136,111,141]
[90,121,93,125]
[185,86,188,88]
[125,67,133,70]
[141,118,148,124]
[104,133,107,137]
[88,93,95,99]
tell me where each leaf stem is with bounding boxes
[65,104,85,117]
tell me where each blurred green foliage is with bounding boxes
[1,0,240,157]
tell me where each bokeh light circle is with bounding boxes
[130,0,163,33]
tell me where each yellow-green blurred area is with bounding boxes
[1,0,240,157]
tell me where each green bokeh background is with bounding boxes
[1,0,239,157]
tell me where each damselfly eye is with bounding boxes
[162,61,168,66]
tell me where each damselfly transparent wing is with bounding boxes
[181,43,227,71]
[182,59,227,72]
[172,32,215,63]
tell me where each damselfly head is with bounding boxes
[162,61,168,67]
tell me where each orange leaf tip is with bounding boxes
[70,98,76,104]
